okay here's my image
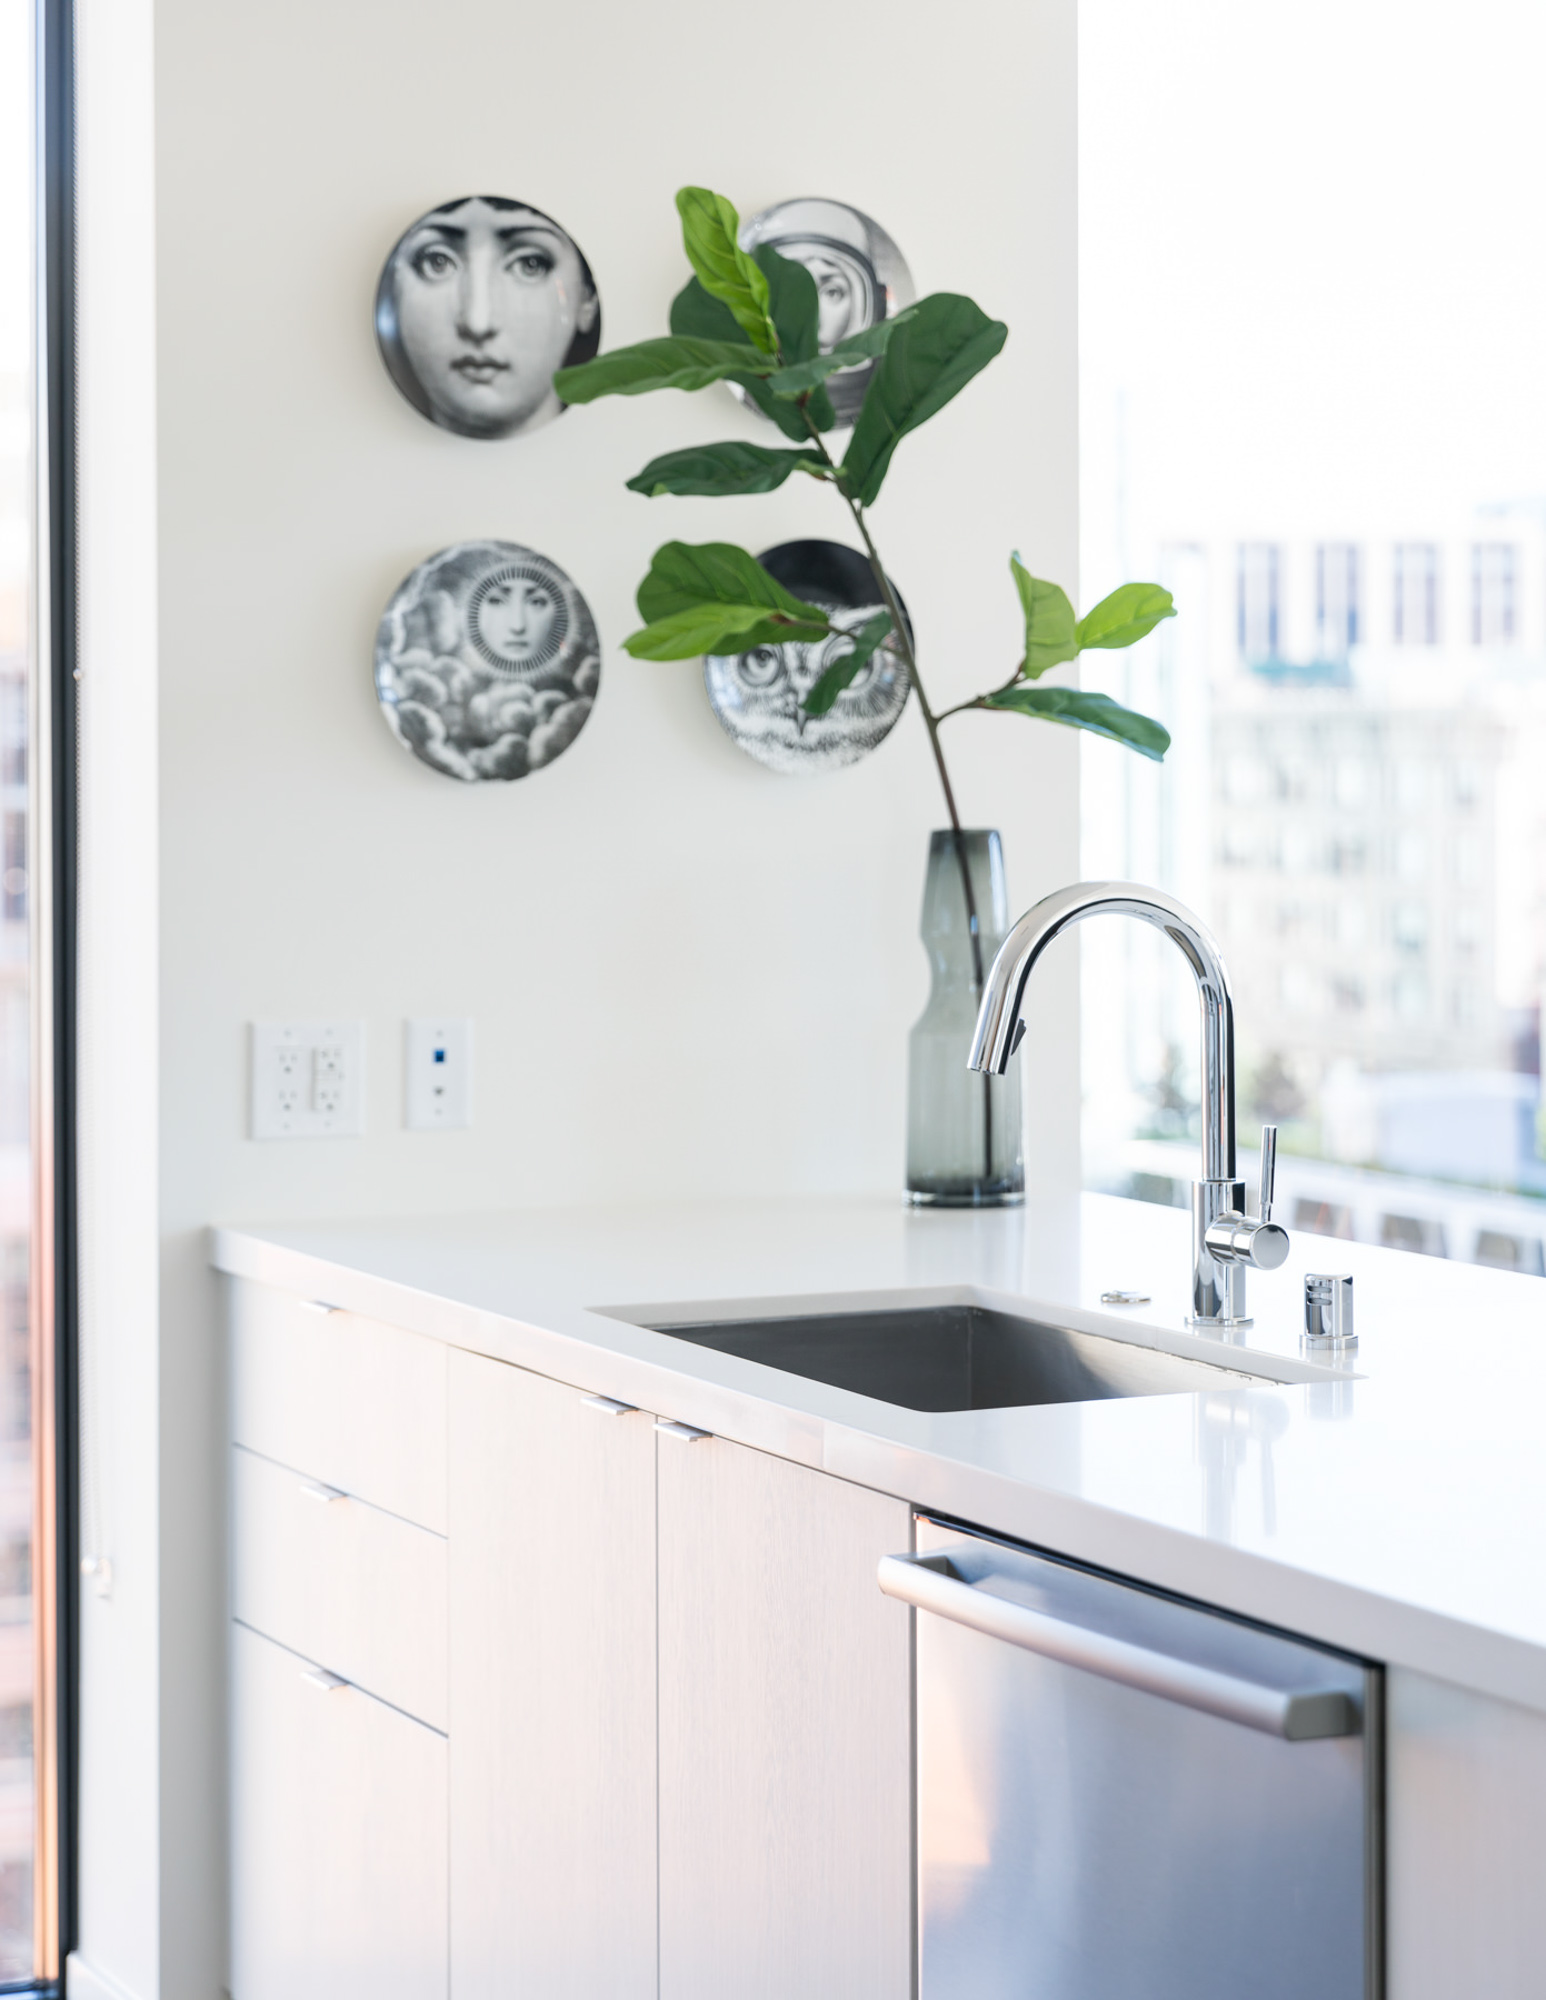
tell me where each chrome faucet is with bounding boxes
[967,882,1288,1327]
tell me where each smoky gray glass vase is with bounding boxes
[906,829,1025,1207]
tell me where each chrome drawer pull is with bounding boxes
[655,1419,712,1444]
[300,1299,342,1316]
[299,1667,347,1693]
[298,1479,346,1504]
[581,1394,638,1417]
[878,1551,1359,1742]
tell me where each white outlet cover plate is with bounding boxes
[250,1020,366,1140]
[405,1017,473,1131]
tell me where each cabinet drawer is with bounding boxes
[230,1277,447,1532]
[233,1444,447,1730]
[231,1621,448,2000]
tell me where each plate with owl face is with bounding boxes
[703,540,911,776]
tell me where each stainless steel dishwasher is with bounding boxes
[880,1517,1381,1999]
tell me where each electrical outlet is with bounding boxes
[313,1043,346,1115]
[251,1021,366,1139]
[405,1018,473,1130]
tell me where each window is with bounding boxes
[1393,830,1427,880]
[0,0,70,1977]
[1236,543,1280,663]
[1391,902,1426,955]
[1393,542,1439,645]
[1081,0,1546,1274]
[1471,542,1516,645]
[1394,760,1428,812]
[1316,542,1361,657]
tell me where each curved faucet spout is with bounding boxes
[967,881,1237,1184]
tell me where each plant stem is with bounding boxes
[800,417,983,954]
[799,401,997,1186]
[800,418,963,834]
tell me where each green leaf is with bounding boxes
[664,276,804,440]
[670,272,753,345]
[758,245,820,366]
[675,187,777,355]
[624,540,834,657]
[766,312,915,398]
[1075,581,1177,651]
[669,257,836,434]
[982,684,1170,761]
[623,601,830,661]
[625,442,828,498]
[800,613,896,716]
[1009,554,1079,678]
[841,294,1008,507]
[757,246,834,429]
[554,336,779,404]
[634,539,833,647]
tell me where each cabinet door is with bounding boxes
[449,1351,657,1998]
[233,1443,448,1728]
[657,1433,913,2000]
[230,1622,447,2000]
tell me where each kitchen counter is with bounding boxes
[212,1190,1546,1714]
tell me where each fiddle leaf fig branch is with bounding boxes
[621,540,832,660]
[625,441,831,498]
[553,183,1176,832]
[674,187,780,354]
[802,612,895,717]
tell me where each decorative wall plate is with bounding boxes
[703,541,910,776]
[374,541,600,781]
[738,198,916,427]
[375,196,601,440]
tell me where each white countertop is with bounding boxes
[213,1190,1546,1714]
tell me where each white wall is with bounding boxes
[80,0,1081,1991]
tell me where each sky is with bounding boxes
[1080,0,1546,579]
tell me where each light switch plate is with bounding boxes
[405,1017,473,1130]
[250,1021,366,1139]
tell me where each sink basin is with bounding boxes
[648,1303,1259,1413]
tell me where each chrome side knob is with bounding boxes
[1205,1211,1291,1270]
[1304,1273,1355,1350]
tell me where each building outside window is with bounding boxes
[1236,543,1280,663]
[1471,541,1516,645]
[1316,542,1361,657]
[1393,542,1440,645]
[1081,0,1546,1275]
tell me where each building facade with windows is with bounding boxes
[1083,510,1546,1263]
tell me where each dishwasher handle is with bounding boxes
[878,1550,1359,1742]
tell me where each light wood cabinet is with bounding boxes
[229,1280,450,1528]
[230,1622,448,2000]
[448,1351,658,1999]
[232,1442,448,1729]
[230,1282,448,1532]
[656,1430,914,2000]
[231,1279,915,1999]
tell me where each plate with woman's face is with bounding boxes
[375,541,600,781]
[703,541,911,776]
[375,196,601,440]
[737,198,915,428]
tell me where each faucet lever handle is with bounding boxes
[1259,1124,1278,1223]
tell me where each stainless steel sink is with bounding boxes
[648,1303,1259,1413]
